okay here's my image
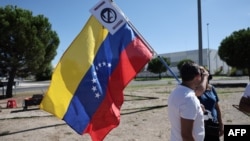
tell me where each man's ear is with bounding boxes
[194,74,201,81]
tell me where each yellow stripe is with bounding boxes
[40,16,109,118]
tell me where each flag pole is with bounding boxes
[127,21,181,83]
[127,20,181,84]
[157,56,181,84]
[111,0,181,84]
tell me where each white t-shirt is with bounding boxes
[168,85,205,141]
[243,83,250,98]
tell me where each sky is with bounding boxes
[0,0,250,67]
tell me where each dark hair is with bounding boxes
[180,62,200,82]
[207,71,212,83]
[208,74,213,81]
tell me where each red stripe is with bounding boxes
[84,37,152,141]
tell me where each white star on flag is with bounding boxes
[90,61,112,99]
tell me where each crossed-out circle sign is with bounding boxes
[101,8,117,24]
[90,0,126,34]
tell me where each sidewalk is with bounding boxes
[15,80,50,88]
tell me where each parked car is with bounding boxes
[23,94,44,110]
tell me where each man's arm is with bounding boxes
[181,118,195,141]
[239,96,250,113]
[215,102,224,136]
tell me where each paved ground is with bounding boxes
[1,79,250,141]
[0,76,250,141]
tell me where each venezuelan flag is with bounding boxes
[40,16,153,141]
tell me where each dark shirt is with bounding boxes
[198,86,219,122]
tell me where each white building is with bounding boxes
[159,48,230,76]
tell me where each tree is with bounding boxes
[0,5,59,98]
[35,63,53,81]
[147,56,170,79]
[218,28,250,79]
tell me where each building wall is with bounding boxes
[159,48,230,75]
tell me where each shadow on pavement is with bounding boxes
[232,104,250,117]
[212,83,247,88]
[11,107,40,113]
[122,105,167,115]
[0,123,66,137]
[124,94,158,101]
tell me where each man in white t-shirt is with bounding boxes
[239,83,250,112]
[168,62,209,141]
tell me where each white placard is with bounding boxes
[90,0,127,34]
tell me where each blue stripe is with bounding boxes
[63,23,137,134]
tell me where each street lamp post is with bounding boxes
[207,23,210,70]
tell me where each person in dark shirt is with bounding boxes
[198,74,224,141]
